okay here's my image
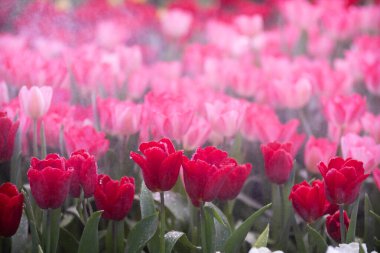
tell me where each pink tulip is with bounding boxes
[361,113,380,143]
[323,94,366,127]
[19,86,53,120]
[341,133,380,173]
[0,81,9,105]
[182,116,211,151]
[160,8,193,39]
[304,136,337,174]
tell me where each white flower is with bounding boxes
[248,247,284,253]
[326,242,378,253]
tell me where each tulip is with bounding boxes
[160,8,193,39]
[289,180,330,223]
[27,154,72,209]
[0,112,19,163]
[326,210,349,243]
[64,125,109,160]
[217,161,252,201]
[318,157,369,205]
[18,86,53,120]
[182,146,234,207]
[66,150,98,198]
[0,182,24,237]
[94,174,135,221]
[304,136,337,174]
[130,138,183,192]
[261,142,294,185]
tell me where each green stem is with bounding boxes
[159,192,166,253]
[33,119,38,157]
[339,205,346,243]
[112,221,117,253]
[44,209,52,253]
[0,237,11,253]
[279,185,285,228]
[200,204,208,253]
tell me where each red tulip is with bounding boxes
[66,150,98,198]
[318,157,369,205]
[326,210,350,243]
[217,161,252,201]
[94,174,135,221]
[27,154,73,209]
[0,112,19,163]
[261,142,293,184]
[182,146,233,207]
[130,138,183,192]
[0,182,24,237]
[289,180,330,223]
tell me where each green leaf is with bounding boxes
[165,231,184,253]
[50,208,62,253]
[346,197,360,243]
[166,231,200,253]
[254,224,270,248]
[140,182,156,218]
[291,212,307,253]
[205,203,232,252]
[204,203,231,230]
[200,206,215,253]
[370,210,380,223]
[364,194,375,250]
[359,241,366,253]
[59,228,79,253]
[125,214,158,253]
[22,189,41,253]
[306,224,328,253]
[77,210,103,253]
[223,203,272,253]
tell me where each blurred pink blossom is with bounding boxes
[341,133,380,173]
[304,136,337,174]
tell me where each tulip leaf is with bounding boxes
[364,194,375,250]
[346,197,360,243]
[77,210,103,253]
[292,213,307,253]
[359,241,366,253]
[204,203,231,251]
[140,182,156,218]
[223,203,272,253]
[164,231,201,253]
[200,206,216,253]
[253,224,270,248]
[22,189,41,253]
[50,208,62,253]
[125,214,158,253]
[306,224,327,253]
[59,228,79,253]
[370,210,380,223]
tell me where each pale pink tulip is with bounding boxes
[304,136,337,174]
[160,8,193,39]
[361,113,380,143]
[18,86,53,120]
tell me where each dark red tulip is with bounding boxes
[326,210,350,243]
[289,180,329,223]
[0,112,19,163]
[0,182,24,237]
[66,150,98,198]
[261,142,293,184]
[130,138,182,192]
[318,157,369,205]
[182,146,234,207]
[94,174,135,221]
[27,154,73,209]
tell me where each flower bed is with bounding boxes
[0,0,380,252]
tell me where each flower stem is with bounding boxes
[44,209,52,253]
[33,119,38,157]
[200,204,208,253]
[159,192,166,253]
[339,205,346,243]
